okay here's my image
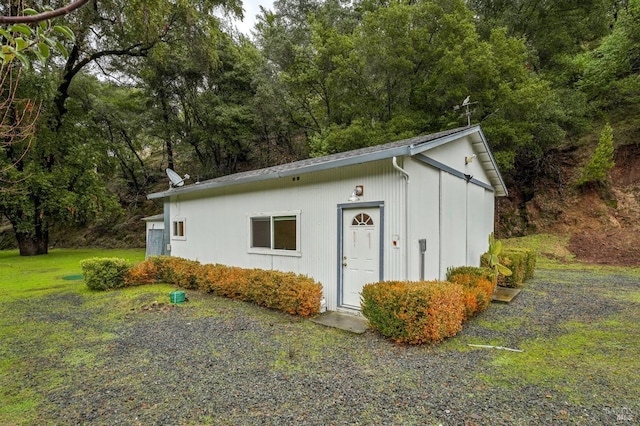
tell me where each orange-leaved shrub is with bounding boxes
[446,266,496,318]
[198,263,246,297]
[361,280,465,344]
[156,256,203,289]
[199,265,322,316]
[124,259,158,286]
[127,257,322,317]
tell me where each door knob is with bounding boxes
[342,262,347,266]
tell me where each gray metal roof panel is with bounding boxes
[148,126,508,199]
[141,213,164,221]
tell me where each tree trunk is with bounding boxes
[11,198,50,256]
[160,92,175,170]
[15,230,49,256]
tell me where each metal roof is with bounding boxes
[148,125,507,199]
[141,214,164,221]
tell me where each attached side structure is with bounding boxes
[148,125,507,313]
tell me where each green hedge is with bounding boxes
[481,248,537,288]
[445,266,494,282]
[361,280,465,344]
[81,257,131,291]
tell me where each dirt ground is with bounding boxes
[501,143,640,267]
[568,229,640,266]
[569,145,640,266]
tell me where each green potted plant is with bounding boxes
[486,233,512,284]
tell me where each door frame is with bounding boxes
[336,201,385,308]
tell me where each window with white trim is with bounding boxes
[249,211,300,254]
[172,218,186,240]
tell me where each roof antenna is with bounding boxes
[453,95,477,126]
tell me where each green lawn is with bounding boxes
[1,246,639,424]
[0,249,146,424]
[0,248,145,298]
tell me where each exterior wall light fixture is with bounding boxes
[348,185,364,201]
[465,154,477,165]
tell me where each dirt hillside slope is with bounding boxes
[499,143,640,266]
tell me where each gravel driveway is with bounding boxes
[31,268,640,425]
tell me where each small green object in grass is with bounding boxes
[169,291,185,304]
[62,274,84,280]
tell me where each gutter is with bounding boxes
[392,156,410,280]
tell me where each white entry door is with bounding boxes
[342,207,380,309]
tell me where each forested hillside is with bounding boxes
[1,0,638,261]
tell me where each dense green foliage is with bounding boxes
[578,123,615,186]
[1,0,638,253]
[482,247,537,288]
[81,257,131,290]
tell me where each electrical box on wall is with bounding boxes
[392,234,400,249]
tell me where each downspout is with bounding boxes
[392,156,410,280]
[163,199,171,256]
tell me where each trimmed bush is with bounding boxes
[481,248,537,288]
[200,264,322,316]
[446,266,496,318]
[127,257,323,317]
[124,260,158,286]
[361,280,465,344]
[518,248,537,281]
[148,256,203,289]
[81,257,131,291]
[507,247,536,287]
[445,266,494,282]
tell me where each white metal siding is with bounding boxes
[163,135,499,310]
[440,172,467,278]
[145,220,164,234]
[168,159,406,311]
[417,134,495,277]
[423,135,493,188]
[484,188,495,252]
[466,184,489,266]
[405,158,441,281]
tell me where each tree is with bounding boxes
[468,0,625,70]
[77,76,155,200]
[0,0,243,255]
[578,0,640,109]
[257,0,566,166]
[1,3,77,67]
[176,34,258,178]
[0,65,39,174]
[578,123,615,187]
[0,0,89,24]
[141,28,262,179]
[0,2,79,256]
[1,1,77,182]
[0,67,125,255]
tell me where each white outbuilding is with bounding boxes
[147,125,507,313]
[141,213,165,258]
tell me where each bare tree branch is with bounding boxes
[0,65,40,178]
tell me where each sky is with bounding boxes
[233,0,275,36]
